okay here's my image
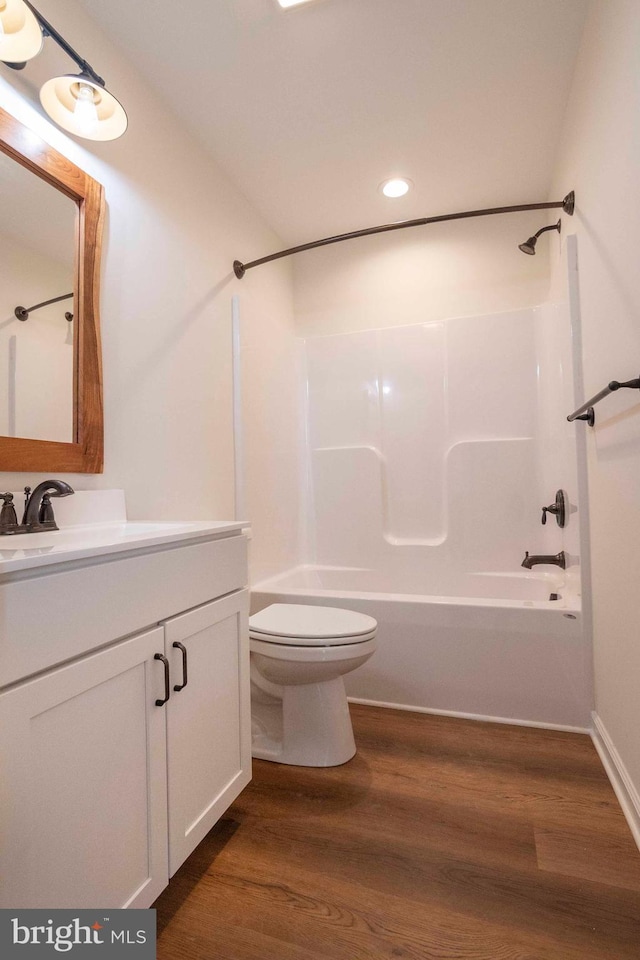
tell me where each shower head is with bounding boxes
[518,237,537,256]
[518,219,561,256]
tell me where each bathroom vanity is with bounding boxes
[0,493,251,908]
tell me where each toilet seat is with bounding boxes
[250,635,378,662]
[249,603,377,647]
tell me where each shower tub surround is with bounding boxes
[252,304,591,730]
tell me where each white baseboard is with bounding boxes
[347,697,590,735]
[591,711,640,853]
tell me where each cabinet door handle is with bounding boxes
[154,653,171,706]
[172,641,188,692]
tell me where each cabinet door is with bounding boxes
[0,627,169,909]
[164,590,251,875]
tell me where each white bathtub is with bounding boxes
[250,566,593,731]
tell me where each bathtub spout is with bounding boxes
[522,551,566,569]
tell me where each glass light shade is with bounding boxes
[40,74,128,141]
[278,1,316,7]
[0,0,43,63]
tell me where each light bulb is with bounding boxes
[73,83,99,138]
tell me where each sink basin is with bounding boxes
[0,520,246,575]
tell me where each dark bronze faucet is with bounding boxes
[0,480,74,535]
[24,480,75,530]
[522,551,566,569]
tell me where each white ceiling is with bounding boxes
[75,0,589,245]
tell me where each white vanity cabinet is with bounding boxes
[0,625,170,909]
[0,523,251,910]
[163,591,250,876]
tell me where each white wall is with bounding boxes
[293,212,553,337]
[0,0,301,581]
[550,0,640,813]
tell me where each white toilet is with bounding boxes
[249,603,377,767]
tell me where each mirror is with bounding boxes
[0,106,104,472]
[0,150,76,443]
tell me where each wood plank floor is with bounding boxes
[154,705,640,960]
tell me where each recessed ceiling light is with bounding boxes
[277,0,317,8]
[380,178,412,198]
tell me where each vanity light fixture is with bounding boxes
[381,178,412,198]
[0,0,43,63]
[1,0,127,141]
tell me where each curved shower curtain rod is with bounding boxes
[14,292,73,322]
[233,191,575,278]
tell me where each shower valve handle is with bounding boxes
[541,491,567,528]
[541,505,559,524]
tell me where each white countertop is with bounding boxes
[0,489,247,574]
[0,519,246,575]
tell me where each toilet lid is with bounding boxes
[249,604,377,646]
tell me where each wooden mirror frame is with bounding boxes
[0,106,104,473]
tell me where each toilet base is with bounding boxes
[251,677,357,767]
